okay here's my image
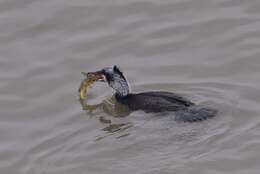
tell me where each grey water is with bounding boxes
[1,0,260,173]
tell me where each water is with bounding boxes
[1,0,260,173]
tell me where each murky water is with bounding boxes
[1,0,260,173]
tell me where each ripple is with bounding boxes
[1,0,260,173]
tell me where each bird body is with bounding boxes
[85,66,217,122]
[117,91,194,113]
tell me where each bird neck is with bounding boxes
[110,75,130,98]
[114,80,130,97]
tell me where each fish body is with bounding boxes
[78,71,103,100]
[79,79,91,100]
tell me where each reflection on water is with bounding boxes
[79,95,131,117]
[79,95,133,140]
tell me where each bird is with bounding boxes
[86,66,217,122]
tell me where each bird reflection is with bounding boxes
[79,95,133,138]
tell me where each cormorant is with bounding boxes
[86,66,217,122]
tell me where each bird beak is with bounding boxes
[82,71,106,82]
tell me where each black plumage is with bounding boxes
[88,66,217,122]
[117,91,194,112]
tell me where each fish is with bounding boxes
[78,72,104,100]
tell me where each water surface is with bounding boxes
[1,0,260,173]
